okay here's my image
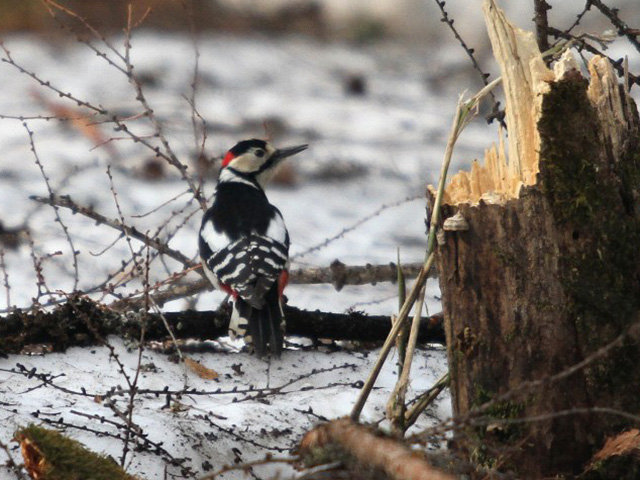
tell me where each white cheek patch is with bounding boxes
[230,154,266,173]
[200,220,230,253]
[266,212,288,244]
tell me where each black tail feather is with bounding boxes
[266,290,284,358]
[247,284,284,358]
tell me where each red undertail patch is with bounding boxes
[278,270,289,299]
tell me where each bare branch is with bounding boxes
[589,0,640,54]
[110,259,435,311]
[432,0,503,125]
[548,26,640,88]
[292,259,433,291]
[533,0,552,55]
[293,195,422,260]
[199,455,297,480]
[25,123,80,291]
[29,193,198,273]
[550,1,591,49]
[0,297,445,355]
[3,8,206,208]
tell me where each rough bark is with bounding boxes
[428,0,640,476]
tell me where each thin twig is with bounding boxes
[120,8,206,211]
[550,1,592,49]
[182,0,208,186]
[131,188,192,218]
[432,0,503,124]
[29,193,197,273]
[42,0,129,74]
[26,224,61,305]
[3,9,207,206]
[404,372,450,429]
[470,406,640,429]
[293,195,422,260]
[533,0,552,54]
[25,123,80,292]
[548,26,640,88]
[106,166,144,276]
[150,297,184,363]
[67,410,193,474]
[589,0,640,54]
[120,229,149,468]
[0,438,27,480]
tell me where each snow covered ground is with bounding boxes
[1,338,450,479]
[0,30,471,479]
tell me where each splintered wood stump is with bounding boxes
[428,1,640,477]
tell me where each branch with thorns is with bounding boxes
[2,3,207,209]
[24,123,80,291]
[432,0,504,125]
[29,193,196,273]
[588,0,640,54]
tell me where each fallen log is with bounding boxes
[0,298,445,355]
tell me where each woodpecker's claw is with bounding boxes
[273,144,308,161]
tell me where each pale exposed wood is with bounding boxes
[587,55,629,163]
[300,418,455,480]
[483,0,552,187]
[439,0,555,205]
[443,131,510,205]
[439,0,634,207]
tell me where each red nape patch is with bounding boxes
[278,270,289,299]
[222,151,235,167]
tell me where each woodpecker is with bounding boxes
[199,139,307,357]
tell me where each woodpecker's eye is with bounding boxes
[254,149,265,158]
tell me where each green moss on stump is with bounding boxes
[538,74,640,409]
[473,387,525,442]
[469,387,526,470]
[14,425,139,480]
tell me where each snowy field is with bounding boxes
[1,15,637,478]
[0,31,476,479]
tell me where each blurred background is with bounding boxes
[1,0,638,42]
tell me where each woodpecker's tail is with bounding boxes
[229,286,284,358]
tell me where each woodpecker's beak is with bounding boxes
[273,144,308,163]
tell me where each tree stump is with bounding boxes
[429,0,640,476]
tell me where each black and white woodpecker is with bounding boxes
[199,139,308,357]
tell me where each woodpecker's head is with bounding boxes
[221,139,308,187]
